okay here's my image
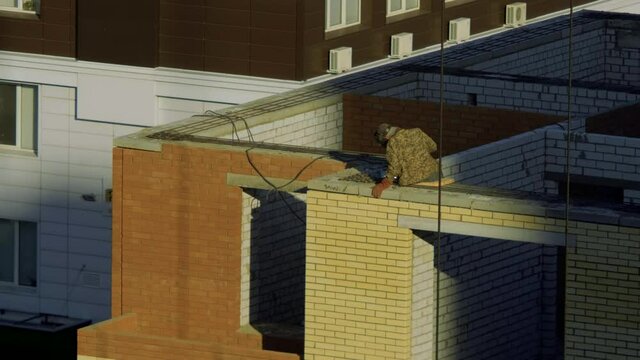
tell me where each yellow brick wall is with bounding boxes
[305,188,639,360]
[305,191,414,360]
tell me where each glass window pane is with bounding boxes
[0,83,17,146]
[0,0,17,8]
[329,0,342,27]
[18,221,37,287]
[389,0,402,12]
[345,0,359,25]
[0,219,15,283]
[23,0,36,11]
[20,85,36,151]
[407,0,419,10]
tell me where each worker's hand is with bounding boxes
[372,178,392,198]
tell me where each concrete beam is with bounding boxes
[398,215,576,246]
[226,173,307,192]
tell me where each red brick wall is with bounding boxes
[342,94,563,156]
[78,314,299,360]
[586,102,640,138]
[81,143,344,359]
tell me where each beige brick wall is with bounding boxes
[305,191,414,360]
[305,184,639,359]
[412,233,435,359]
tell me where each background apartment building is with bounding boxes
[0,0,634,358]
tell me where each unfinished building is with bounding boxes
[78,10,639,360]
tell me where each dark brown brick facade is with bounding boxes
[0,0,75,57]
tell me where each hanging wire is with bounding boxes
[435,1,446,358]
[563,0,574,356]
[564,2,574,243]
[204,110,328,225]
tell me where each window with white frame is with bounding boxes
[0,219,37,288]
[387,0,420,17]
[0,0,38,13]
[0,82,37,152]
[326,0,361,31]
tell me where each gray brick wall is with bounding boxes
[544,130,640,203]
[416,74,638,118]
[441,127,548,192]
[605,28,640,87]
[435,235,548,360]
[433,126,564,359]
[221,103,343,150]
[469,28,607,82]
[371,23,640,118]
[565,223,640,360]
[439,122,640,359]
[468,26,639,89]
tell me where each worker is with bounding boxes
[371,123,439,198]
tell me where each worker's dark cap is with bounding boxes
[374,123,391,144]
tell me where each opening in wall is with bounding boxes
[240,189,306,356]
[558,181,624,204]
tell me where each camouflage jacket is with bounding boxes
[385,128,438,186]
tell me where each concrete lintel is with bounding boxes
[398,215,575,247]
[227,173,308,192]
[113,133,162,152]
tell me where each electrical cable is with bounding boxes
[203,109,328,224]
[562,0,574,356]
[435,1,446,358]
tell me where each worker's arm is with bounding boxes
[385,140,401,182]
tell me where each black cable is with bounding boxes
[563,1,574,357]
[244,147,328,225]
[203,108,330,224]
[435,1,446,358]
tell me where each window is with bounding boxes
[387,0,419,17]
[326,0,360,32]
[0,219,37,288]
[0,0,38,13]
[0,82,37,152]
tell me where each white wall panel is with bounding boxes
[41,128,70,147]
[39,266,68,284]
[42,96,74,116]
[0,184,36,203]
[40,205,68,223]
[69,237,111,256]
[69,132,113,151]
[39,282,68,299]
[41,113,71,131]
[68,254,111,273]
[40,173,68,191]
[69,148,111,167]
[39,145,70,162]
[0,200,38,219]
[40,234,69,252]
[77,74,156,126]
[68,225,110,242]
[40,249,69,268]
[39,222,68,237]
